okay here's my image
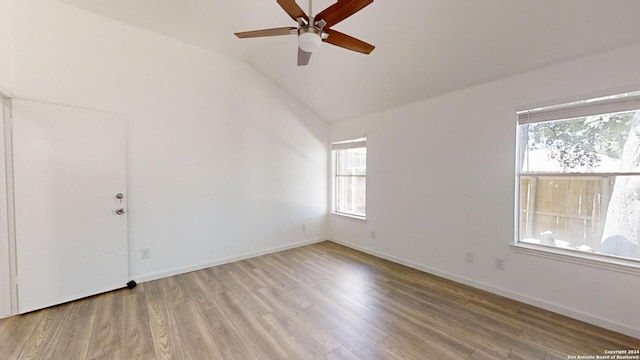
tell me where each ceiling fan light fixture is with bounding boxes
[298,26,322,52]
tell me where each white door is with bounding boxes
[12,99,128,313]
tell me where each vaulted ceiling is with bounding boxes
[62,0,640,122]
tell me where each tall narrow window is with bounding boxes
[332,137,367,218]
[516,91,640,262]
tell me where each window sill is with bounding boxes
[511,243,640,275]
[331,212,367,223]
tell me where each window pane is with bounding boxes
[520,110,639,173]
[335,175,366,217]
[519,175,639,260]
[336,147,366,176]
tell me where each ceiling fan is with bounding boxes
[235,0,375,66]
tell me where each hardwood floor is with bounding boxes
[1,241,638,359]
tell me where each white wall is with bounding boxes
[5,0,327,286]
[0,0,12,92]
[329,43,640,338]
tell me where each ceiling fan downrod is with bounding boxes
[298,0,322,53]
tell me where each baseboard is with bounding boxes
[133,237,327,284]
[328,237,640,339]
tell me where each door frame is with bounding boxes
[0,92,17,317]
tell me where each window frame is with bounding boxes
[331,137,367,220]
[514,91,640,272]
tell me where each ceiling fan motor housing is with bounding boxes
[298,26,322,52]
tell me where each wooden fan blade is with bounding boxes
[277,0,309,22]
[315,0,373,28]
[235,27,297,38]
[323,29,374,54]
[298,48,312,66]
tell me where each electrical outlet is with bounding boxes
[141,248,151,259]
[495,257,505,270]
[370,230,376,239]
[465,252,474,263]
[301,224,307,231]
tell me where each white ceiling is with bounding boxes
[62,0,640,122]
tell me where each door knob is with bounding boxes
[116,208,125,215]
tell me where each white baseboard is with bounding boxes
[328,237,640,339]
[133,237,327,284]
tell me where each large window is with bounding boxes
[516,91,640,262]
[332,137,367,218]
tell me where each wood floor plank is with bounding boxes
[278,252,363,292]
[253,255,393,345]
[198,266,227,294]
[464,300,525,332]
[0,311,44,359]
[177,271,218,311]
[121,285,154,360]
[18,303,72,360]
[470,347,510,360]
[301,305,392,360]
[368,285,541,358]
[370,292,496,356]
[508,349,544,360]
[258,311,333,359]
[142,279,165,302]
[200,299,259,360]
[169,300,222,359]
[349,291,430,345]
[517,304,634,352]
[332,288,429,347]
[214,291,288,360]
[214,269,273,319]
[376,335,429,360]
[256,255,389,345]
[0,241,637,360]
[519,326,603,356]
[279,308,341,354]
[227,261,268,290]
[146,298,189,360]
[88,348,122,360]
[160,275,189,307]
[327,345,363,360]
[372,285,523,344]
[86,292,123,359]
[545,350,568,360]
[415,323,476,359]
[254,285,310,315]
[46,295,98,360]
[247,256,318,308]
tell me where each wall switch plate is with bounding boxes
[495,257,505,270]
[465,252,474,263]
[301,224,307,231]
[141,248,151,259]
[370,230,376,239]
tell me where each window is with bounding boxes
[516,91,640,262]
[332,137,367,218]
